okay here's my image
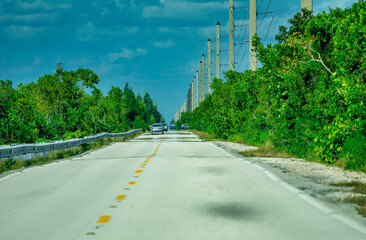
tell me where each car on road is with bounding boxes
[151,123,164,135]
[162,123,168,132]
[181,124,188,130]
[170,124,175,130]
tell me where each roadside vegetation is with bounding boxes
[180,2,366,172]
[0,132,140,174]
[0,68,162,145]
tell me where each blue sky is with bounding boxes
[0,0,359,122]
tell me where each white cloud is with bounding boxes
[157,26,191,36]
[114,0,137,9]
[106,47,148,62]
[108,48,133,61]
[153,39,175,48]
[136,48,148,55]
[76,22,139,42]
[18,0,71,11]
[32,56,42,66]
[114,0,125,9]
[315,0,358,13]
[170,59,199,76]
[5,24,44,39]
[197,25,216,38]
[142,0,227,19]
[0,13,61,24]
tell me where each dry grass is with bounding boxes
[189,130,219,141]
[239,140,294,159]
[331,181,366,217]
[191,130,294,159]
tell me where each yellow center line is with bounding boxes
[135,170,142,173]
[97,215,111,224]
[129,181,136,185]
[116,195,126,200]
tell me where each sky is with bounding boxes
[0,0,360,122]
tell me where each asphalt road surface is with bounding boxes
[1,131,366,240]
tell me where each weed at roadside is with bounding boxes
[331,181,366,217]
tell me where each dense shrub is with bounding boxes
[181,2,366,171]
[0,69,162,144]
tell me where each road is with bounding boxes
[0,131,365,240]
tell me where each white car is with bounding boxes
[151,123,164,135]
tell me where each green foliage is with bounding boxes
[0,69,161,145]
[181,1,366,171]
[342,133,366,171]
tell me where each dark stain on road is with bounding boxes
[198,166,225,176]
[202,202,262,222]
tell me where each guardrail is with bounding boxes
[0,129,142,159]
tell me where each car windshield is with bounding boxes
[152,123,162,127]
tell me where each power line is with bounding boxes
[276,0,286,14]
[235,8,248,57]
[257,0,264,10]
[262,14,275,43]
[238,44,248,70]
[257,0,272,30]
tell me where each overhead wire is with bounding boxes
[235,9,248,56]
[262,13,275,43]
[238,44,248,70]
[257,0,272,30]
[235,7,249,71]
[257,0,264,10]
[276,0,286,14]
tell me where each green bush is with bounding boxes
[180,1,366,171]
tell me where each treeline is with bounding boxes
[181,2,366,171]
[0,68,163,144]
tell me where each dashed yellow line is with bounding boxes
[97,215,111,224]
[91,136,168,232]
[116,195,126,200]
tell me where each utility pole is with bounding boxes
[184,98,187,113]
[216,22,221,79]
[249,0,257,71]
[301,0,313,11]
[196,71,199,106]
[208,39,212,94]
[229,0,235,71]
[189,82,194,112]
[193,76,196,109]
[200,54,205,102]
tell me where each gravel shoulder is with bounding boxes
[213,141,366,226]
